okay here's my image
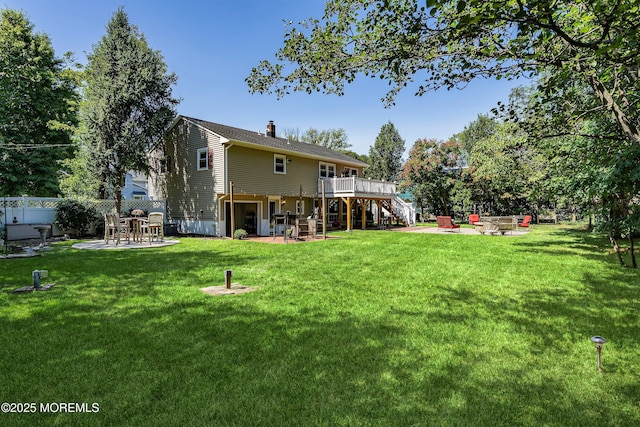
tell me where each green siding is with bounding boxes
[164,119,218,221]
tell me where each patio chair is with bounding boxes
[481,221,499,235]
[141,212,164,244]
[104,212,129,245]
[469,214,480,225]
[519,215,532,230]
[436,216,460,232]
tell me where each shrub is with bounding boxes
[233,229,248,240]
[54,199,100,237]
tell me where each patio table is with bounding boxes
[124,217,148,242]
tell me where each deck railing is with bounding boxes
[319,177,396,196]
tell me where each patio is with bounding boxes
[72,239,180,250]
[391,225,529,236]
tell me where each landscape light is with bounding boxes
[590,336,608,372]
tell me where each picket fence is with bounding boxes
[1,196,165,240]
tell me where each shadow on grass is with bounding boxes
[1,234,639,426]
[2,288,638,426]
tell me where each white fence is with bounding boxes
[1,196,165,239]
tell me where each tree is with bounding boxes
[0,9,80,196]
[247,0,640,147]
[367,121,405,181]
[541,119,640,267]
[301,127,351,152]
[469,122,544,215]
[399,138,462,216]
[279,126,303,141]
[454,114,498,155]
[81,8,178,212]
[58,141,101,200]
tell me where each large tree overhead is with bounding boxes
[0,8,79,196]
[247,0,640,145]
[81,7,178,211]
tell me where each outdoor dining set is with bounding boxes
[436,214,532,234]
[103,210,164,245]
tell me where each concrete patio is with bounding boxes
[390,225,530,236]
[72,239,180,250]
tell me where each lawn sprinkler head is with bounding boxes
[590,336,608,372]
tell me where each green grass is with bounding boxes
[1,226,638,426]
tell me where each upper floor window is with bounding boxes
[274,154,286,174]
[319,162,336,178]
[343,167,358,177]
[159,158,169,174]
[197,147,209,170]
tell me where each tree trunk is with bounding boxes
[115,191,122,217]
[609,233,626,267]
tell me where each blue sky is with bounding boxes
[5,0,525,156]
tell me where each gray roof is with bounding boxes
[182,116,368,167]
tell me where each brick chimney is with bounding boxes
[266,120,276,138]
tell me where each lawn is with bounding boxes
[0,226,638,426]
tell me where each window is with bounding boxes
[319,162,336,178]
[197,148,208,170]
[274,154,286,174]
[342,167,358,177]
[296,200,305,216]
[159,157,170,174]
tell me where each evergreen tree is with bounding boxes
[0,9,79,196]
[81,7,178,212]
[367,121,405,181]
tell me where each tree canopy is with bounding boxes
[0,8,80,196]
[81,8,178,211]
[301,127,351,152]
[247,0,640,146]
[400,138,463,216]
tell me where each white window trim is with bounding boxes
[296,200,305,216]
[319,162,336,178]
[274,154,286,174]
[197,147,208,171]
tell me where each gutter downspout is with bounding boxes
[220,142,234,237]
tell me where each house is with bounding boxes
[121,171,148,200]
[148,115,415,237]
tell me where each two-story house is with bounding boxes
[121,171,148,200]
[148,115,414,237]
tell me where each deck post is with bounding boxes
[230,181,235,238]
[361,199,366,230]
[346,197,352,231]
[322,180,327,240]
